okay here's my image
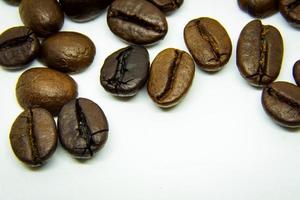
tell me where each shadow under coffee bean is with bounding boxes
[58,98,109,159]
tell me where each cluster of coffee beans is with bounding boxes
[2,0,300,168]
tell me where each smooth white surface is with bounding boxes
[1,1,300,199]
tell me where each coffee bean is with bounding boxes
[19,0,64,37]
[10,108,57,167]
[237,20,283,87]
[100,45,149,97]
[16,68,78,116]
[279,0,300,27]
[184,17,232,72]
[4,0,21,6]
[293,60,300,86]
[59,0,113,22]
[146,0,184,13]
[238,0,278,18]
[107,0,168,45]
[58,98,108,159]
[262,81,300,128]
[147,48,195,108]
[40,32,96,73]
[0,26,40,69]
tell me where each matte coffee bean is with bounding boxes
[184,17,232,72]
[100,45,149,97]
[146,0,184,13]
[262,81,300,128]
[237,20,283,87]
[238,0,279,18]
[279,0,300,27]
[16,68,78,116]
[293,60,300,86]
[10,108,57,167]
[19,0,64,37]
[147,48,195,108]
[107,0,168,45]
[40,32,96,73]
[0,26,40,69]
[58,98,108,159]
[59,0,113,22]
[4,0,21,6]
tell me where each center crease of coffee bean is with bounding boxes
[268,88,300,111]
[246,26,271,84]
[156,50,182,100]
[287,1,300,11]
[107,47,133,91]
[0,31,34,51]
[109,10,164,33]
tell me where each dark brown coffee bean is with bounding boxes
[16,67,78,116]
[262,81,300,128]
[293,60,300,86]
[146,0,184,13]
[4,0,21,6]
[237,20,283,87]
[238,0,279,18]
[100,45,149,97]
[59,0,113,22]
[107,0,168,45]
[19,0,64,37]
[58,98,108,159]
[147,48,195,108]
[0,26,40,69]
[184,17,232,72]
[279,0,300,27]
[10,108,57,167]
[40,32,96,73]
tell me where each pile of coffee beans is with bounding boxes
[2,0,300,168]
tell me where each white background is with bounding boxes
[1,0,300,199]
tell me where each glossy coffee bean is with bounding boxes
[262,81,300,128]
[0,26,40,69]
[237,20,283,87]
[107,0,168,45]
[146,0,184,13]
[10,108,57,167]
[59,0,113,22]
[238,0,279,18]
[147,48,195,108]
[100,45,149,97]
[19,0,64,37]
[58,98,109,159]
[293,60,300,86]
[40,32,96,73]
[279,0,300,27]
[16,68,78,116]
[4,0,21,6]
[184,17,232,72]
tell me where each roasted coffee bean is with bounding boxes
[16,68,78,116]
[184,17,232,72]
[40,32,96,73]
[59,0,113,22]
[293,60,300,86]
[107,0,168,45]
[238,0,279,18]
[0,26,40,69]
[262,81,300,128]
[100,45,149,97]
[279,0,300,27]
[10,108,57,167]
[237,20,283,87]
[147,48,195,108]
[19,0,64,37]
[58,98,108,159]
[146,0,184,13]
[4,0,21,6]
